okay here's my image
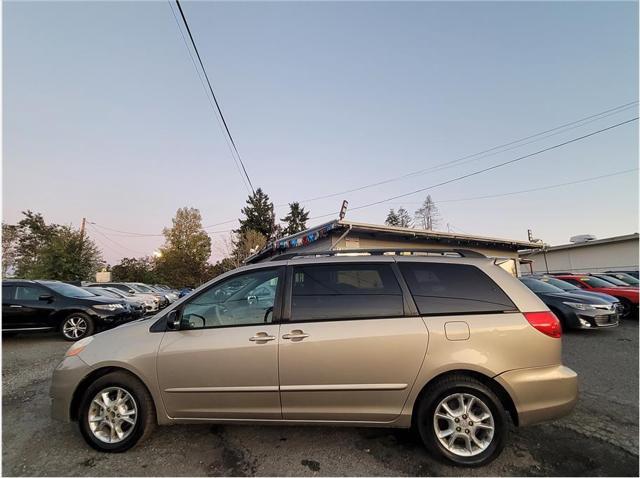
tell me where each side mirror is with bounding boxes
[39,294,53,302]
[166,309,181,331]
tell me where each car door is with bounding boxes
[2,285,20,329]
[278,261,428,422]
[157,266,284,420]
[10,284,56,328]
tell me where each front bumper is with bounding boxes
[50,355,92,422]
[495,364,578,427]
[563,306,619,329]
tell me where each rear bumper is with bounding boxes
[495,364,578,426]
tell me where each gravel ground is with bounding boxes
[2,320,638,476]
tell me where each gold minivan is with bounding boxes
[51,250,578,466]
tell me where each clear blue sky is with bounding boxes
[4,1,638,264]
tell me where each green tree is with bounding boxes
[2,223,19,277]
[14,211,60,277]
[236,188,276,240]
[154,207,212,288]
[385,209,400,227]
[25,225,104,281]
[111,257,158,283]
[281,202,309,236]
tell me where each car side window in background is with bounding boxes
[399,262,516,315]
[2,285,16,301]
[181,268,281,329]
[562,278,586,288]
[291,263,403,321]
[15,286,44,301]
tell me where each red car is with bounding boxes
[555,275,639,318]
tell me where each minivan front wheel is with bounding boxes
[79,371,156,452]
[417,375,508,466]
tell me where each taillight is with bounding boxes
[524,311,562,338]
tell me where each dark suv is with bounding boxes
[2,280,133,341]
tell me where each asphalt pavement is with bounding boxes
[2,320,638,476]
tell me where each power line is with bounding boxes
[275,100,638,207]
[384,168,638,205]
[172,0,255,195]
[306,117,639,221]
[90,117,637,239]
[167,1,251,195]
[87,224,148,256]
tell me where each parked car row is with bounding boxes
[519,271,639,330]
[2,280,183,341]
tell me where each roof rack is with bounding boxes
[270,248,486,262]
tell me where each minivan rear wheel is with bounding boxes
[78,371,156,452]
[416,375,508,467]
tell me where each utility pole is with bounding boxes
[80,217,86,243]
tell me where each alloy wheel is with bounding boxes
[62,317,88,340]
[88,387,138,443]
[433,392,495,457]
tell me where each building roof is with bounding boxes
[246,219,543,263]
[520,233,639,254]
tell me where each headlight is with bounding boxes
[563,301,597,311]
[66,336,94,357]
[94,303,124,311]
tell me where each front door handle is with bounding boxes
[249,332,276,342]
[9,305,23,308]
[282,330,309,340]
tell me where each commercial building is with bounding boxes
[246,219,543,275]
[519,233,639,275]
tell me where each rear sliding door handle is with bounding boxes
[282,330,309,340]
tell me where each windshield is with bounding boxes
[538,277,580,291]
[580,276,618,288]
[610,273,640,285]
[520,278,564,294]
[90,288,121,299]
[128,284,150,293]
[595,275,631,286]
[131,284,154,293]
[46,282,97,298]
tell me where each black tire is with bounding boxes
[416,375,508,467]
[60,313,95,341]
[618,298,635,319]
[78,371,156,452]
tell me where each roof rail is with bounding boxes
[270,248,486,262]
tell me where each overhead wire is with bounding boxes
[274,100,638,207]
[173,0,255,194]
[304,117,639,222]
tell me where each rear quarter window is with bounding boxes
[399,262,516,315]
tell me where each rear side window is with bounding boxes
[15,285,44,301]
[291,263,403,321]
[2,285,16,300]
[399,262,516,315]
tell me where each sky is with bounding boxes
[3,1,638,265]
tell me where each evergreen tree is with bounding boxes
[236,188,276,240]
[385,209,400,227]
[281,202,310,236]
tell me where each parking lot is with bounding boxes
[2,321,638,477]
